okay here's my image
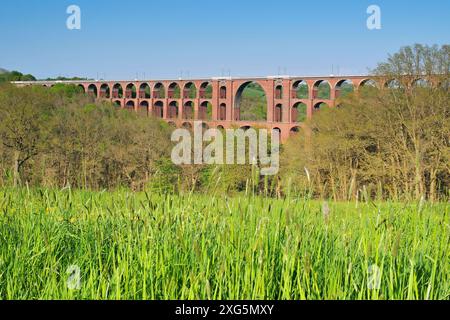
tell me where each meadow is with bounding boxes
[0,188,448,300]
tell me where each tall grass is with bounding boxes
[0,188,448,300]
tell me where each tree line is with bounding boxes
[281,44,449,201]
[0,44,448,200]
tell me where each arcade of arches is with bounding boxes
[25,75,387,141]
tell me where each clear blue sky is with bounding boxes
[1,0,448,80]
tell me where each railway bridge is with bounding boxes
[14,75,386,140]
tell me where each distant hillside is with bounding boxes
[0,68,9,74]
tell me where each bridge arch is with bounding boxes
[139,83,151,99]
[273,127,282,136]
[335,79,354,98]
[112,83,123,98]
[292,80,309,99]
[153,101,164,118]
[182,122,192,130]
[113,100,122,108]
[78,84,86,93]
[359,79,378,88]
[218,103,227,121]
[290,126,301,135]
[168,82,181,99]
[314,101,329,110]
[220,86,227,99]
[385,79,402,89]
[199,101,212,120]
[292,102,307,123]
[88,84,98,97]
[200,82,213,99]
[183,82,197,99]
[312,80,331,99]
[411,78,431,88]
[125,100,135,110]
[125,83,137,99]
[139,101,149,116]
[239,125,252,131]
[183,101,194,119]
[168,101,179,119]
[100,84,110,98]
[234,81,267,121]
[274,104,283,122]
[275,85,283,99]
[153,83,165,99]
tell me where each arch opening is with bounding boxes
[139,83,151,99]
[220,86,227,99]
[183,101,194,119]
[153,101,164,118]
[292,102,307,123]
[139,101,149,116]
[182,122,192,130]
[125,100,135,110]
[88,84,98,98]
[273,127,281,135]
[218,103,227,121]
[290,126,300,135]
[234,81,267,121]
[313,80,331,99]
[200,82,213,99]
[168,83,181,99]
[168,101,179,119]
[412,78,431,88]
[100,84,110,98]
[360,79,377,88]
[153,83,165,99]
[125,83,137,99]
[78,85,86,94]
[274,104,283,122]
[275,85,283,99]
[314,102,329,110]
[292,80,309,99]
[199,101,212,120]
[112,83,123,98]
[183,82,197,99]
[385,79,402,89]
[335,79,354,98]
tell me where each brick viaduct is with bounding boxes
[15,75,389,141]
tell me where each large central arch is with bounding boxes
[234,81,267,121]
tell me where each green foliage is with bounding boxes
[148,158,181,193]
[49,83,84,98]
[0,70,36,82]
[281,44,449,201]
[0,83,173,190]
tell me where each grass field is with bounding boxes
[0,188,448,300]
